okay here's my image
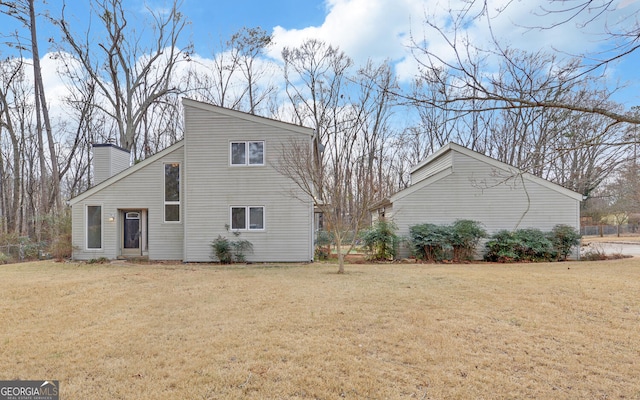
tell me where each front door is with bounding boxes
[122,211,141,256]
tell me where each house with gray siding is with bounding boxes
[372,142,584,258]
[70,98,315,262]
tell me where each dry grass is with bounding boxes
[1,259,640,399]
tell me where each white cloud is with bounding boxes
[268,0,426,75]
[265,0,639,85]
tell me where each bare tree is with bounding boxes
[409,0,640,129]
[57,0,190,152]
[279,40,399,273]
[229,26,276,115]
[403,14,628,201]
[0,57,26,234]
[55,51,103,196]
[185,27,277,115]
[184,37,243,109]
[2,0,62,213]
[352,60,399,201]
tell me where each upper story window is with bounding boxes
[164,162,180,222]
[231,141,264,166]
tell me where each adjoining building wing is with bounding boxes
[371,142,583,259]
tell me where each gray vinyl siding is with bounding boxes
[391,149,580,258]
[410,151,452,184]
[182,103,313,262]
[71,146,185,260]
[92,150,111,186]
[93,145,131,185]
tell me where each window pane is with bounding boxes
[231,207,246,230]
[165,163,180,201]
[87,206,102,249]
[231,142,246,165]
[249,142,264,165]
[249,207,264,230]
[165,204,180,222]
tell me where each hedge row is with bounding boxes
[483,225,580,262]
[409,220,487,262]
[407,221,580,263]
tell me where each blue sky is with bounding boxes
[2,0,639,108]
[186,0,327,46]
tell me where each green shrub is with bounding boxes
[550,224,581,260]
[360,219,398,261]
[409,220,486,262]
[0,252,9,264]
[212,235,233,263]
[483,230,520,262]
[211,235,253,264]
[409,223,454,262]
[450,220,487,261]
[517,228,557,261]
[230,239,253,263]
[484,228,556,262]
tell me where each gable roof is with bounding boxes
[401,142,584,203]
[182,98,315,137]
[70,100,315,205]
[69,141,184,205]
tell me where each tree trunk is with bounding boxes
[335,235,344,274]
[29,0,60,213]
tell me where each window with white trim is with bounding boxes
[164,162,180,222]
[86,205,102,249]
[231,206,265,230]
[230,141,264,166]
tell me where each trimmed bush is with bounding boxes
[409,220,486,262]
[409,223,452,262]
[450,220,487,261]
[484,228,557,262]
[483,230,519,262]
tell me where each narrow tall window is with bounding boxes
[230,141,264,165]
[164,163,180,222]
[87,205,102,249]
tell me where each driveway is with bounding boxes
[582,240,640,257]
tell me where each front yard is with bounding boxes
[1,259,639,398]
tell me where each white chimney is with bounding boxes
[92,143,131,185]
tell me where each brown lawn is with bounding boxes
[1,259,639,399]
